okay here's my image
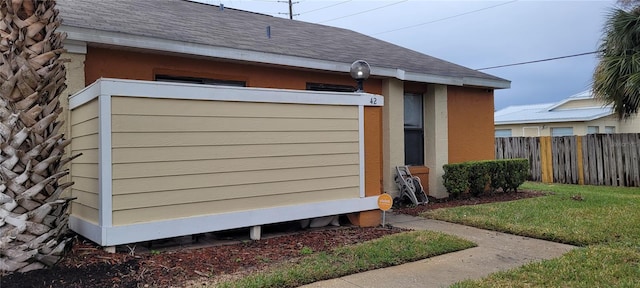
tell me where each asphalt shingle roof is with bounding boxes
[56,0,508,87]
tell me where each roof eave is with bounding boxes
[495,112,613,125]
[60,25,511,89]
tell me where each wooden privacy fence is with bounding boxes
[495,134,640,187]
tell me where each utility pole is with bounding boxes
[278,0,298,19]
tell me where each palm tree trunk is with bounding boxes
[0,0,75,273]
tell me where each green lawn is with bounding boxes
[217,231,475,288]
[424,182,640,246]
[422,182,640,287]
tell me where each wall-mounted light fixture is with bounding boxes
[350,60,370,92]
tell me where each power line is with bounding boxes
[373,0,518,36]
[318,0,408,24]
[298,0,351,15]
[277,0,298,19]
[476,51,599,71]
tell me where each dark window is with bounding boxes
[155,75,246,87]
[306,83,355,92]
[404,93,424,166]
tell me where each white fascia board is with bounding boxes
[402,71,462,86]
[71,78,384,107]
[71,197,380,246]
[495,113,613,125]
[462,76,511,89]
[59,25,510,89]
[64,39,87,54]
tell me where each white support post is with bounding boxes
[250,226,261,240]
[103,246,116,253]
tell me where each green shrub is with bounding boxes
[503,159,529,192]
[466,161,491,197]
[443,159,529,197]
[488,160,507,192]
[442,163,468,198]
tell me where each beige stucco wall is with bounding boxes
[496,124,547,136]
[381,81,450,198]
[496,113,640,137]
[424,84,448,198]
[554,98,601,109]
[61,52,87,142]
[382,79,404,195]
[61,52,87,126]
[69,99,99,224]
[497,123,587,136]
[615,115,640,133]
[61,52,87,196]
[109,97,361,225]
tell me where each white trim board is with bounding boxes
[69,78,384,109]
[358,105,366,198]
[97,94,113,231]
[70,197,379,246]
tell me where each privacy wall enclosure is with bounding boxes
[68,78,384,247]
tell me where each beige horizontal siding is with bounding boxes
[72,163,99,179]
[111,131,358,148]
[70,99,99,224]
[112,142,358,163]
[113,154,359,179]
[71,118,99,138]
[113,187,358,225]
[110,96,361,225]
[113,164,359,195]
[113,176,359,210]
[72,134,100,150]
[71,99,99,125]
[71,202,99,224]
[71,149,98,164]
[72,189,99,209]
[111,96,357,119]
[112,115,357,132]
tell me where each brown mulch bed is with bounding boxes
[1,226,404,288]
[394,190,548,216]
[1,190,547,287]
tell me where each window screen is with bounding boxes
[605,126,616,133]
[551,127,573,137]
[404,93,424,166]
[306,83,355,92]
[155,75,246,87]
[495,129,512,137]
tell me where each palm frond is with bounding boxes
[593,6,640,119]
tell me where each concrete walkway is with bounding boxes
[301,213,575,288]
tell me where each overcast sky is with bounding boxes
[199,0,615,110]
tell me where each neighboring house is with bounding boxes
[55,0,509,246]
[495,90,640,137]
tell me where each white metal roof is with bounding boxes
[495,90,613,125]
